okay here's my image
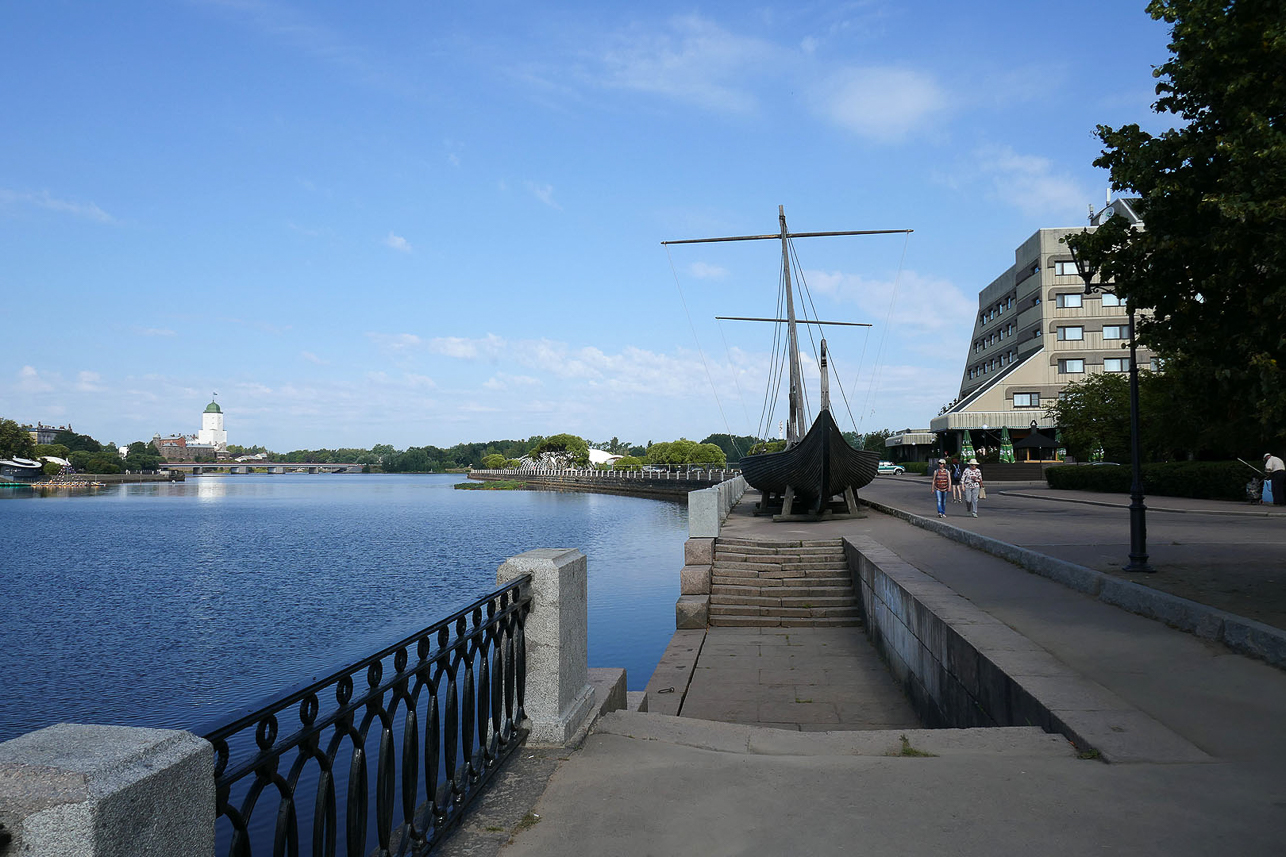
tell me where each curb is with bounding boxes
[998,490,1286,518]
[862,498,1286,671]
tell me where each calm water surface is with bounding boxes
[0,474,686,741]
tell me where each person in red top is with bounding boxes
[931,459,952,517]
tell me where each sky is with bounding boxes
[0,1,1176,452]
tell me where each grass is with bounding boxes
[1076,748,1103,761]
[454,480,527,490]
[895,735,937,757]
[513,812,541,833]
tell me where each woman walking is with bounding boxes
[961,458,984,517]
[931,459,952,518]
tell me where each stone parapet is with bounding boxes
[497,549,595,746]
[0,724,214,856]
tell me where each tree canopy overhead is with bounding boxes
[1069,0,1286,444]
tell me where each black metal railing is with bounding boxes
[203,576,532,856]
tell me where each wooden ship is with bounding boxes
[664,206,910,521]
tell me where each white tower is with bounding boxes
[197,395,227,449]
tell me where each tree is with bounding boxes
[0,418,36,459]
[124,441,165,471]
[699,433,760,462]
[1046,374,1132,462]
[861,429,894,453]
[1071,0,1286,446]
[481,453,507,469]
[52,430,102,453]
[529,434,590,467]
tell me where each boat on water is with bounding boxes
[664,206,911,520]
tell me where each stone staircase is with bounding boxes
[709,537,861,628]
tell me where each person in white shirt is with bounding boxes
[1265,453,1285,506]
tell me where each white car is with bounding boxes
[877,461,905,475]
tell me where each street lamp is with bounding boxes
[1068,234,1153,573]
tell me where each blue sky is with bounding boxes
[1,1,1173,451]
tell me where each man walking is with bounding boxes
[961,458,984,517]
[1265,453,1285,506]
[931,459,952,518]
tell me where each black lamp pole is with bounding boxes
[1069,234,1153,573]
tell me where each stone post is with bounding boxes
[0,723,214,856]
[496,548,594,746]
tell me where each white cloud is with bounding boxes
[17,365,55,393]
[75,371,106,393]
[135,327,177,337]
[525,182,561,210]
[300,351,328,365]
[447,153,461,168]
[970,145,1091,219]
[482,373,542,391]
[366,332,424,354]
[688,262,729,280]
[805,268,974,332]
[593,15,778,113]
[428,334,504,360]
[0,188,115,223]
[813,66,946,142]
[383,231,412,252]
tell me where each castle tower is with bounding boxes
[197,395,227,450]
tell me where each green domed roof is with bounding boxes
[204,401,222,414]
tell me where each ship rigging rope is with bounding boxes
[715,318,755,444]
[759,268,789,443]
[664,245,741,456]
[788,239,862,434]
[858,231,912,434]
[787,236,859,429]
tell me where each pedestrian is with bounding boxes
[950,458,963,504]
[1265,453,1285,507]
[931,458,951,518]
[961,458,984,517]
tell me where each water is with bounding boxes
[0,474,687,742]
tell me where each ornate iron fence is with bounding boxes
[203,575,532,856]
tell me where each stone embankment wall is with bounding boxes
[676,476,749,629]
[843,534,1207,763]
[469,469,737,499]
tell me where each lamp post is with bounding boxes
[1068,235,1153,572]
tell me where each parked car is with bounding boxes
[877,461,905,475]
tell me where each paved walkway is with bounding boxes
[864,475,1286,630]
[482,485,1286,856]
[679,626,920,730]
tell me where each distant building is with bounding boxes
[153,397,231,462]
[22,423,72,445]
[918,200,1154,460]
[197,397,227,450]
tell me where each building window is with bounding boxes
[1007,297,1014,309]
[1056,293,1083,308]
[1153,357,1166,370]
[1054,261,1078,276]
[1104,358,1128,372]
[1057,326,1084,341]
[1102,325,1126,340]
[1059,359,1085,374]
[1101,292,1122,306]
[1034,329,1043,338]
[1014,393,1040,407]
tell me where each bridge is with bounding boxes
[159,462,365,475]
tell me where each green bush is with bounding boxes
[904,462,929,475]
[1046,461,1249,501]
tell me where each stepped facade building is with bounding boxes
[896,201,1154,461]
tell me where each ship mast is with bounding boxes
[662,208,910,446]
[778,205,806,445]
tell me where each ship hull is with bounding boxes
[739,410,879,513]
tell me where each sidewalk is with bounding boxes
[489,488,1286,856]
[863,476,1286,631]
